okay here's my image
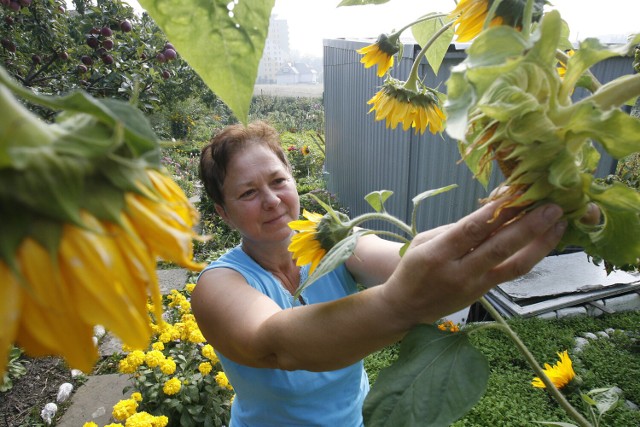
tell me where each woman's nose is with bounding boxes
[262,189,280,209]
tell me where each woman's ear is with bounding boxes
[215,203,233,227]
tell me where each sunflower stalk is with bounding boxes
[478,297,593,427]
[346,211,415,238]
[404,20,455,93]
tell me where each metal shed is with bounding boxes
[322,38,633,235]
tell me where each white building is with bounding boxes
[257,16,290,84]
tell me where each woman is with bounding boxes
[192,121,569,426]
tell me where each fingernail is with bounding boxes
[544,205,563,222]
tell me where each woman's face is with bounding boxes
[216,143,300,245]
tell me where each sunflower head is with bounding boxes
[450,0,545,42]
[531,350,577,390]
[288,209,352,274]
[357,33,401,77]
[556,49,575,78]
[367,77,446,135]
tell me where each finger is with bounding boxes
[435,199,526,259]
[484,219,567,286]
[580,202,601,225]
[462,204,564,280]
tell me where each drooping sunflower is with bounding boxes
[367,77,446,135]
[531,350,576,389]
[0,68,205,379]
[357,33,401,77]
[449,0,545,42]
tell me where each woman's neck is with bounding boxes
[241,239,300,295]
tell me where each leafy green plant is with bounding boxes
[111,285,233,427]
[0,346,27,392]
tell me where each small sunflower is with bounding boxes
[367,77,446,135]
[301,145,311,156]
[288,210,327,274]
[449,0,545,42]
[532,350,576,389]
[288,209,352,275]
[357,33,401,77]
[557,49,575,78]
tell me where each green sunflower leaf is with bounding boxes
[411,13,455,76]
[365,190,394,213]
[138,0,275,124]
[363,325,488,427]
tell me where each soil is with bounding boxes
[0,356,75,427]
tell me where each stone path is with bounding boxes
[57,268,188,427]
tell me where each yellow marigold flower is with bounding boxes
[202,344,219,364]
[301,145,310,156]
[163,377,182,395]
[105,424,124,427]
[145,349,166,368]
[449,0,545,42]
[437,320,460,333]
[118,359,136,375]
[126,350,146,369]
[124,411,156,427]
[160,358,177,375]
[357,33,401,77]
[185,283,196,293]
[83,422,99,427]
[189,329,206,344]
[532,351,576,389]
[112,398,138,421]
[215,371,233,390]
[367,77,446,135]
[151,341,164,351]
[152,415,169,427]
[131,392,143,402]
[199,361,213,375]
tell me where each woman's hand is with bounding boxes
[381,201,567,325]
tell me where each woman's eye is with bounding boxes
[239,189,255,199]
[273,177,287,185]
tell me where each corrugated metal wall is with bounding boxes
[323,38,632,235]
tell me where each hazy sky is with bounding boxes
[271,0,639,56]
[123,0,639,57]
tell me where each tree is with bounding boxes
[0,0,213,117]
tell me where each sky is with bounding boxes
[123,0,639,57]
[271,0,640,56]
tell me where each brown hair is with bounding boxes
[199,121,291,206]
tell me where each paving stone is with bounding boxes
[157,268,188,294]
[57,374,132,427]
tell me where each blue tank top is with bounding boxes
[200,246,369,427]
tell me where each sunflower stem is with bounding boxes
[404,20,455,91]
[478,297,593,427]
[522,0,534,36]
[347,212,415,238]
[364,229,411,244]
[576,72,640,111]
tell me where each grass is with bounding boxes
[364,310,640,426]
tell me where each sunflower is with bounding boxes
[288,210,327,274]
[449,0,545,42]
[532,351,576,389]
[557,49,575,78]
[367,77,446,135]
[357,33,401,77]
